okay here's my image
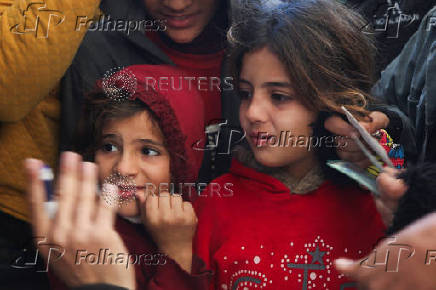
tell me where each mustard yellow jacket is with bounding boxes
[0,0,100,221]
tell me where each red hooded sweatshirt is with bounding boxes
[194,159,386,290]
[49,65,211,290]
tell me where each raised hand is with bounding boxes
[324,111,390,168]
[24,152,135,289]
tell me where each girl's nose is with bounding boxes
[244,93,268,124]
[114,152,138,178]
[163,0,193,12]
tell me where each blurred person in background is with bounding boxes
[0,0,102,288]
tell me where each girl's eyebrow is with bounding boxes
[239,79,253,87]
[261,81,293,89]
[136,139,165,148]
[101,133,119,139]
[102,134,164,148]
[239,79,293,90]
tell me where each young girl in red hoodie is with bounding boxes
[193,0,395,289]
[49,64,211,289]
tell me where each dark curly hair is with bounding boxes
[228,0,378,184]
[228,0,376,117]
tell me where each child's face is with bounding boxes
[95,110,171,217]
[239,47,319,179]
[144,0,219,43]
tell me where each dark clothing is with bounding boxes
[373,6,436,162]
[59,0,173,152]
[345,0,436,76]
[0,211,49,290]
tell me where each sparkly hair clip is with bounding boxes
[102,66,138,102]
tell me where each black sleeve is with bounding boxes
[71,284,128,290]
[59,64,89,153]
[367,103,418,162]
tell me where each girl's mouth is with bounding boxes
[250,132,274,147]
[102,173,137,204]
[162,12,199,29]
[118,185,138,199]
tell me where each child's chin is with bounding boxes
[253,151,287,168]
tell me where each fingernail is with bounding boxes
[61,152,72,166]
[82,162,96,175]
[24,158,42,171]
[61,151,80,163]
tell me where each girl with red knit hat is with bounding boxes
[48,64,211,289]
[193,1,404,289]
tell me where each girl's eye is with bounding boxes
[238,90,252,100]
[102,143,119,152]
[271,93,293,102]
[141,147,160,156]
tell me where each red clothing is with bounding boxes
[113,65,206,186]
[147,31,225,125]
[115,217,211,289]
[194,159,386,290]
[49,64,210,289]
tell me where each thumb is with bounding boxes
[335,258,360,278]
[367,111,390,133]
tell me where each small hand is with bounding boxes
[374,168,408,226]
[138,191,197,273]
[325,111,390,168]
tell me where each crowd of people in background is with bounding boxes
[1,0,436,289]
